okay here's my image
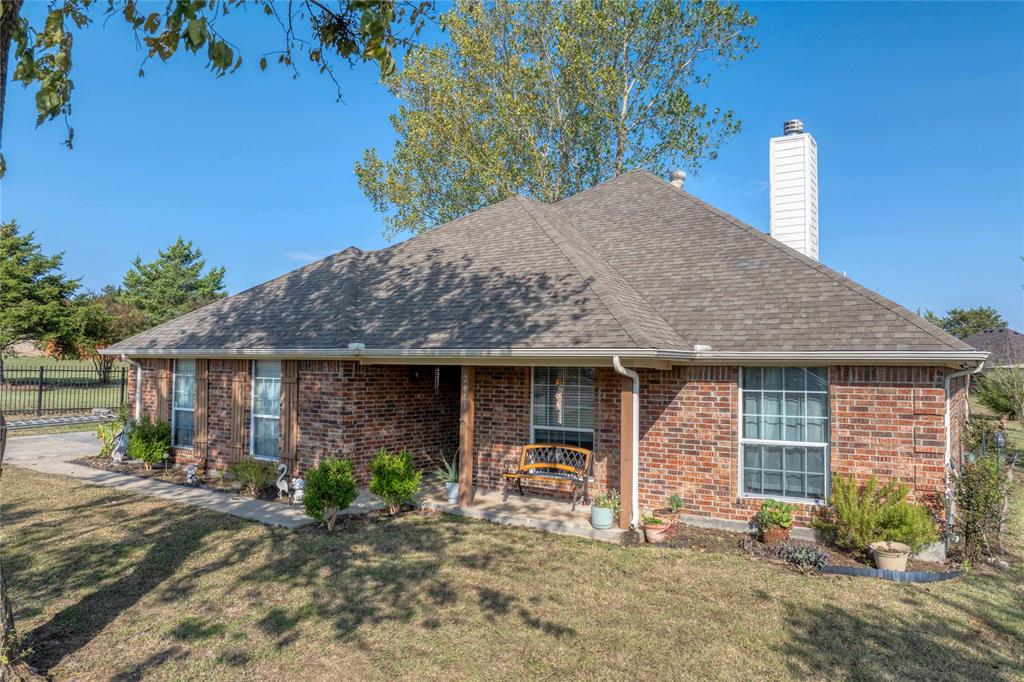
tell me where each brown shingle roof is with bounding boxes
[109,170,973,356]
[963,328,1024,366]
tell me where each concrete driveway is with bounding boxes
[4,430,100,470]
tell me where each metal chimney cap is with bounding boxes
[783,119,804,135]
[669,169,686,188]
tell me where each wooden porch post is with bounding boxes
[458,366,475,506]
[193,359,209,465]
[619,375,635,530]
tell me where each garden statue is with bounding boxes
[111,424,129,464]
[276,464,290,499]
[291,477,305,506]
[185,464,199,486]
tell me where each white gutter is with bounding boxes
[121,354,143,420]
[612,356,640,529]
[943,361,986,546]
[101,346,989,366]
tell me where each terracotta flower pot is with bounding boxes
[870,541,911,571]
[762,526,790,544]
[644,522,671,544]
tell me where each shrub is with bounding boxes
[593,489,621,519]
[754,499,794,533]
[228,457,277,496]
[126,415,171,469]
[668,493,684,514]
[303,458,358,530]
[879,500,938,552]
[96,421,122,458]
[369,448,422,514]
[963,415,999,454]
[954,453,1007,563]
[814,474,938,555]
[784,543,830,570]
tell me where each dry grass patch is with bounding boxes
[1,466,1021,680]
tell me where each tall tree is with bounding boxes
[0,221,79,379]
[121,238,227,329]
[52,287,146,381]
[0,0,434,176]
[923,306,1008,340]
[356,0,757,237]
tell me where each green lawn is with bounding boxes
[1,467,1021,680]
[3,357,126,369]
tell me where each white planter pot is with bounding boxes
[870,541,911,571]
[445,481,459,504]
[591,505,615,529]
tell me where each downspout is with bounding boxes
[943,362,985,547]
[121,354,143,420]
[612,356,640,529]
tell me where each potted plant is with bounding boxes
[869,541,912,571]
[754,499,794,544]
[591,490,620,529]
[642,510,671,543]
[436,450,460,504]
[665,492,684,521]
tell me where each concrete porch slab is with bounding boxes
[419,487,637,545]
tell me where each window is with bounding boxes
[251,360,281,460]
[171,360,195,448]
[740,367,829,501]
[531,367,595,450]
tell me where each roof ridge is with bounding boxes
[646,180,969,352]
[553,168,656,207]
[517,196,682,349]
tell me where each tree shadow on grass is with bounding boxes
[6,475,583,678]
[778,579,1023,681]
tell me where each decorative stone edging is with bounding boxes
[819,565,961,583]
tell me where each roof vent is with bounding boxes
[669,170,686,189]
[347,342,365,351]
[693,344,712,352]
[783,119,804,135]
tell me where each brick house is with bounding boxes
[104,164,986,543]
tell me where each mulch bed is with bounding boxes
[73,456,291,505]
[655,519,953,574]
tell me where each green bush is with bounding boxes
[879,499,938,552]
[95,421,122,458]
[126,415,171,469]
[303,458,358,530]
[955,453,1007,563]
[668,493,684,514]
[963,415,1000,454]
[369,448,422,514]
[814,475,938,555]
[973,370,1019,420]
[754,499,794,533]
[228,457,277,496]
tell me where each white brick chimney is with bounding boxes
[769,119,818,260]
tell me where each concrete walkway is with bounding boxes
[2,431,380,529]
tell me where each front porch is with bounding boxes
[420,486,636,544]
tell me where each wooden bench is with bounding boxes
[502,443,592,510]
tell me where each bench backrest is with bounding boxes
[518,443,592,479]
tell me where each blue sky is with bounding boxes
[2,1,1022,328]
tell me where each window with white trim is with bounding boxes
[171,360,195,448]
[531,367,595,450]
[251,360,281,461]
[740,367,829,501]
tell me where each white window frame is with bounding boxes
[529,366,595,450]
[171,359,195,449]
[249,360,281,462]
[737,367,830,505]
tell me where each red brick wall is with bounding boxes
[295,361,460,482]
[131,359,459,481]
[471,367,621,497]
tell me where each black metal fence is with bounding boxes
[0,365,127,417]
